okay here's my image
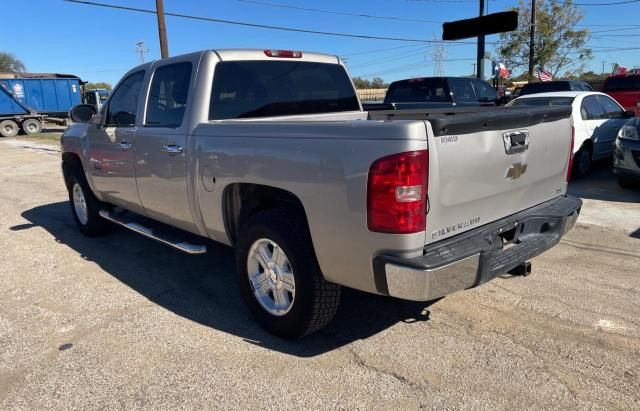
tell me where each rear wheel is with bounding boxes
[21,119,42,135]
[572,145,592,178]
[0,120,19,137]
[236,209,341,339]
[67,167,109,236]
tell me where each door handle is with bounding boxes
[117,141,132,150]
[162,144,183,154]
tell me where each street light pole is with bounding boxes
[528,0,536,81]
[476,0,485,79]
[156,0,169,59]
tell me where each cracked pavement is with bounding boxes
[1,138,639,409]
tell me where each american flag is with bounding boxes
[535,68,553,82]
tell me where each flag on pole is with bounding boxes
[535,68,553,82]
[492,61,510,78]
[612,64,628,76]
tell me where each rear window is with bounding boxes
[384,78,451,103]
[209,61,359,120]
[603,75,640,92]
[508,96,574,107]
[520,82,571,96]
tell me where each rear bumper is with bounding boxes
[373,195,582,301]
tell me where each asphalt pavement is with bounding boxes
[0,138,638,409]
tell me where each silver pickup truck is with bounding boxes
[61,49,581,338]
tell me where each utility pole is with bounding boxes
[476,0,485,79]
[527,0,536,81]
[602,60,606,79]
[136,41,149,63]
[472,63,477,76]
[156,0,169,59]
[432,37,446,76]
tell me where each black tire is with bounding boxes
[67,166,109,236]
[572,145,593,179]
[0,120,19,137]
[235,209,341,339]
[21,118,42,135]
[618,175,639,189]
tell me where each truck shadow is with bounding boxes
[19,202,434,357]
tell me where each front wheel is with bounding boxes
[235,209,340,339]
[67,168,109,236]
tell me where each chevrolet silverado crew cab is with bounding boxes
[61,49,581,338]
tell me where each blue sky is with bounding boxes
[1,0,638,86]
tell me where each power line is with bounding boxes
[64,0,476,44]
[340,44,423,57]
[236,0,443,23]
[566,0,640,5]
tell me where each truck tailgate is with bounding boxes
[423,107,572,245]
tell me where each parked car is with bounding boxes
[519,80,593,97]
[62,49,581,338]
[362,76,502,111]
[613,117,640,188]
[508,91,634,177]
[603,74,640,117]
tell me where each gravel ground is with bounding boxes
[0,139,639,410]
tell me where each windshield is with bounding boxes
[520,82,570,96]
[209,61,359,119]
[508,96,575,107]
[384,78,451,104]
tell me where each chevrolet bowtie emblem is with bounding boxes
[507,163,527,179]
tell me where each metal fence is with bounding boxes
[356,88,387,102]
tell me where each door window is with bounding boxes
[580,96,605,120]
[597,95,624,118]
[104,71,145,126]
[472,80,498,102]
[145,62,192,127]
[449,78,476,103]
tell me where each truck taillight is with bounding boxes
[367,150,428,234]
[264,50,302,58]
[566,126,575,182]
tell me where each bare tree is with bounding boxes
[0,52,26,73]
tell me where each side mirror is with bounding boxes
[114,111,136,126]
[69,104,97,123]
[625,110,636,118]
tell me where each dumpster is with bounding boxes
[0,73,82,118]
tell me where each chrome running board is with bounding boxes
[98,210,207,255]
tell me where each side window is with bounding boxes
[145,62,192,127]
[449,78,476,103]
[597,95,624,118]
[105,71,145,126]
[581,96,605,120]
[473,80,498,102]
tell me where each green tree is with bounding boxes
[0,52,26,72]
[351,77,372,89]
[370,77,388,88]
[497,0,591,79]
[84,82,112,90]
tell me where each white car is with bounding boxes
[508,91,634,177]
